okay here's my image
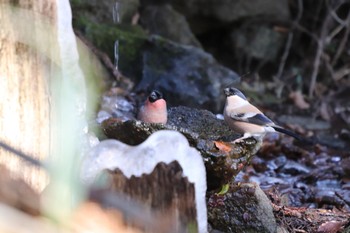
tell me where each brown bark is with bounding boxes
[109,161,198,233]
[0,1,59,191]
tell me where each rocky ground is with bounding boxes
[3,1,349,233]
[71,0,350,232]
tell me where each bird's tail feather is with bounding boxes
[272,126,314,144]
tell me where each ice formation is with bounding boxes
[81,130,208,233]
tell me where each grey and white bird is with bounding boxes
[223,87,305,143]
[138,90,167,124]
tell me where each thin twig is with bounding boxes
[74,30,133,89]
[294,23,319,41]
[309,0,348,97]
[276,33,294,80]
[326,24,345,43]
[309,39,324,98]
[327,0,347,26]
[323,53,335,81]
[276,0,303,80]
[308,1,335,98]
[334,66,350,81]
[0,140,43,168]
[331,11,350,66]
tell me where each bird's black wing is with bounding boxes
[230,112,274,126]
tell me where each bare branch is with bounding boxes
[308,0,337,97]
[276,0,303,80]
[334,65,350,81]
[327,0,348,26]
[309,40,324,98]
[323,53,335,81]
[326,24,345,43]
[331,11,350,66]
[276,33,293,80]
[294,23,319,42]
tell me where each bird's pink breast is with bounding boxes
[138,99,167,124]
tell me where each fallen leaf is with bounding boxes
[320,102,331,121]
[289,90,310,109]
[214,141,232,153]
[317,221,342,233]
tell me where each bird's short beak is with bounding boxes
[224,88,230,96]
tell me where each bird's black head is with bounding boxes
[224,87,247,100]
[148,90,163,103]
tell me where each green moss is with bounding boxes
[187,222,198,233]
[72,14,148,80]
[69,0,83,5]
[75,16,145,55]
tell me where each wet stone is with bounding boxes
[335,190,350,211]
[341,157,350,178]
[279,160,310,175]
[314,190,344,208]
[102,106,263,191]
[251,156,268,173]
[280,188,305,207]
[207,182,277,233]
[260,177,287,187]
[271,155,287,170]
[316,179,341,190]
[342,183,350,190]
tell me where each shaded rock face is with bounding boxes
[72,1,243,113]
[140,0,289,71]
[71,0,140,24]
[136,36,239,112]
[140,4,202,47]
[229,24,285,62]
[207,183,277,233]
[171,0,290,32]
[102,106,262,191]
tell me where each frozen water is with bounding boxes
[96,110,112,124]
[81,130,208,233]
[98,95,135,123]
[113,0,120,69]
[112,1,120,24]
[114,40,119,70]
[115,98,133,112]
[216,114,224,120]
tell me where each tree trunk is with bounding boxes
[0,1,58,191]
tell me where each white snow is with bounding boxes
[81,130,208,233]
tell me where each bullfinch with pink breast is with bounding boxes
[138,90,167,124]
[223,87,306,143]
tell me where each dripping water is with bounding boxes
[113,1,120,70]
[114,40,119,70]
[112,1,120,24]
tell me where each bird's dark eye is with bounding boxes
[148,90,163,102]
[224,87,247,100]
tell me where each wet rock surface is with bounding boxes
[207,182,277,233]
[235,134,350,229]
[139,4,202,47]
[98,89,350,231]
[71,2,350,231]
[72,4,239,112]
[135,36,239,112]
[97,89,350,232]
[171,0,290,28]
[102,106,262,191]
